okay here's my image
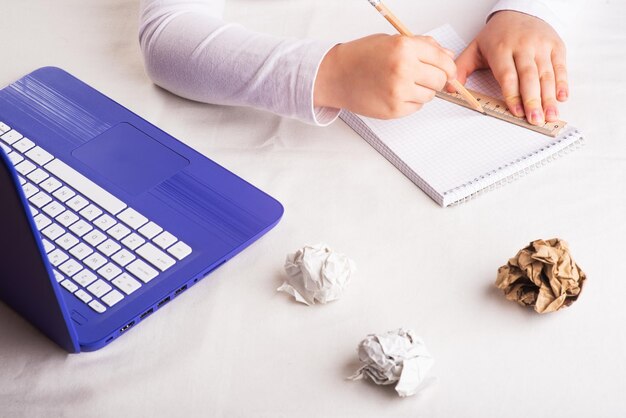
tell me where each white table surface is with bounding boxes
[1,1,625,417]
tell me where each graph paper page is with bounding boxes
[360,25,571,198]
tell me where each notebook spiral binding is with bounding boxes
[445,130,585,206]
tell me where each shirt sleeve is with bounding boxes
[488,0,584,38]
[138,0,340,126]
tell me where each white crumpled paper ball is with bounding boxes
[349,328,434,397]
[277,243,356,305]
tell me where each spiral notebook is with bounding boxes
[340,25,584,207]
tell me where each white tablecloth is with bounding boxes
[2,1,625,417]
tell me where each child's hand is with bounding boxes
[454,11,567,126]
[315,34,456,119]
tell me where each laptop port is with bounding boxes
[120,321,135,333]
[175,284,188,296]
[140,308,154,320]
[157,296,171,308]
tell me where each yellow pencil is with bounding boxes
[367,0,485,114]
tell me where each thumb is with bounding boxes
[447,41,485,92]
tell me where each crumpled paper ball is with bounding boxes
[495,238,587,313]
[278,243,356,305]
[348,328,434,397]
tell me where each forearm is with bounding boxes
[139,0,339,125]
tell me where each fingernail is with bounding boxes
[513,104,524,117]
[545,107,558,121]
[557,90,568,101]
[530,110,545,125]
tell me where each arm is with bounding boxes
[139,0,339,125]
[139,0,457,124]
[455,0,584,126]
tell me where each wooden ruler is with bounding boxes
[435,89,567,137]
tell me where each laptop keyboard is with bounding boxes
[0,122,192,314]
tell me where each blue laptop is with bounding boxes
[0,67,283,353]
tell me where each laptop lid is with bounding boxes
[0,147,79,353]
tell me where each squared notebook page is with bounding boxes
[342,25,583,206]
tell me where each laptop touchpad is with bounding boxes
[72,123,190,196]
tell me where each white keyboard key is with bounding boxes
[117,208,148,230]
[8,151,23,165]
[29,205,38,216]
[97,239,121,257]
[112,273,141,295]
[111,248,135,267]
[15,160,36,175]
[42,223,65,240]
[26,168,49,184]
[127,259,159,283]
[52,269,64,282]
[13,137,35,153]
[79,203,101,220]
[47,249,68,266]
[108,224,130,240]
[60,279,79,293]
[1,129,22,145]
[87,279,112,298]
[101,289,124,307]
[56,210,79,227]
[42,201,65,218]
[21,182,39,198]
[69,242,93,260]
[65,196,88,212]
[121,233,145,250]
[93,214,117,231]
[98,263,122,281]
[0,142,10,155]
[25,146,53,166]
[45,159,127,215]
[137,243,175,271]
[138,221,162,239]
[53,186,75,202]
[88,300,106,313]
[167,241,192,261]
[42,238,55,254]
[73,269,97,287]
[74,289,93,303]
[84,252,107,270]
[40,177,62,193]
[153,231,177,249]
[84,229,107,246]
[59,259,82,277]
[69,219,93,237]
[34,214,52,230]
[0,122,9,134]
[29,191,52,208]
[56,233,79,250]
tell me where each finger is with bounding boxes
[488,52,524,117]
[409,84,438,104]
[414,63,448,92]
[412,39,457,82]
[552,45,568,102]
[514,53,544,125]
[453,41,486,90]
[536,53,559,122]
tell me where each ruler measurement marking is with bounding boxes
[435,89,566,137]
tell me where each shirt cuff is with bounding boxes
[297,40,341,127]
[488,0,565,37]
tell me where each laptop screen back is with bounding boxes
[0,149,79,353]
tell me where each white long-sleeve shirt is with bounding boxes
[139,0,581,126]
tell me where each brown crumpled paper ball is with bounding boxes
[495,238,586,313]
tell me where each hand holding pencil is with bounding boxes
[314,10,459,119]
